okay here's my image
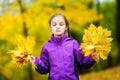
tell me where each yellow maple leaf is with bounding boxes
[81,24,112,62]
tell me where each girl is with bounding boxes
[30,13,98,80]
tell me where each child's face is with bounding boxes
[50,16,67,37]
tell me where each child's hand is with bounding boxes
[30,55,35,64]
[29,55,37,68]
[91,51,99,62]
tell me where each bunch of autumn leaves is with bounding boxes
[10,24,112,65]
[81,24,112,62]
[10,35,35,65]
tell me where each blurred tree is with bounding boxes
[18,0,28,37]
[18,0,33,80]
[116,0,120,64]
[99,1,120,71]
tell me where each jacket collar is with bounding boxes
[48,34,69,43]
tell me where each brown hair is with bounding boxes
[48,13,70,36]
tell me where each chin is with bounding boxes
[54,34,63,36]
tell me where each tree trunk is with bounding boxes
[18,0,28,37]
[18,0,34,80]
[116,0,120,64]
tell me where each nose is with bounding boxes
[56,25,60,29]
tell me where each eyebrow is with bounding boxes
[52,21,65,23]
[59,22,64,23]
[51,22,56,24]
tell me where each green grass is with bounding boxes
[79,66,120,80]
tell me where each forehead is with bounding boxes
[51,15,65,22]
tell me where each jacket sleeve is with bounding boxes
[73,41,95,69]
[34,46,49,74]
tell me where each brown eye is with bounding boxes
[52,23,56,26]
[59,22,64,26]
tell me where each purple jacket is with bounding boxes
[34,34,95,80]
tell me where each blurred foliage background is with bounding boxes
[0,0,120,80]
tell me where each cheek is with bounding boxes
[61,26,67,31]
[51,27,56,32]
